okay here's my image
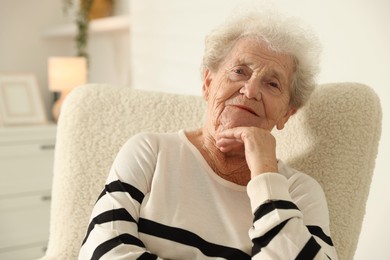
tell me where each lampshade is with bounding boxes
[48,57,87,92]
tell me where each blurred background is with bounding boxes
[0,0,389,259]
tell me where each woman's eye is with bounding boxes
[227,66,253,81]
[227,67,249,81]
[269,82,279,88]
[233,68,244,74]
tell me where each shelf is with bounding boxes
[43,15,130,38]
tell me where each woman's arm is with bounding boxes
[79,133,163,260]
[217,127,338,259]
[247,171,338,259]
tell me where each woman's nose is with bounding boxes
[239,80,261,101]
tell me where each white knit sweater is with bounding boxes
[79,131,338,260]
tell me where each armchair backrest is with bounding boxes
[42,83,381,260]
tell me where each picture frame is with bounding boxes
[0,74,47,126]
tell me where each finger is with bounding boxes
[216,137,243,146]
[216,138,244,152]
[216,127,246,141]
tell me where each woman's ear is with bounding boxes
[202,68,213,101]
[276,107,297,130]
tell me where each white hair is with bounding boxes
[201,8,321,109]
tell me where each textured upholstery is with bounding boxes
[40,82,381,260]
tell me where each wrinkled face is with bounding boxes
[203,37,296,135]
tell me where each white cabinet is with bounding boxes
[0,124,56,260]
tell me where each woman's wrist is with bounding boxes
[250,159,278,178]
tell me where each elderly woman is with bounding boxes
[79,11,338,260]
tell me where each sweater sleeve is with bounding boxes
[78,133,164,260]
[247,171,338,260]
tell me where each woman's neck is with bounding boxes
[185,128,251,186]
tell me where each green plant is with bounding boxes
[63,0,94,60]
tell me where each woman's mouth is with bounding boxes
[231,105,259,116]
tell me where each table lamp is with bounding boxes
[48,57,87,121]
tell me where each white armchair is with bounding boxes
[40,82,381,260]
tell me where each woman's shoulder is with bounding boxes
[118,131,184,157]
[111,131,184,182]
[124,131,182,145]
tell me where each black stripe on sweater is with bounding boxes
[295,236,321,260]
[253,200,300,222]
[138,218,250,260]
[97,180,145,204]
[251,219,289,255]
[91,233,146,260]
[137,252,158,260]
[82,208,137,246]
[307,225,334,246]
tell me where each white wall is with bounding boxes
[0,0,130,120]
[130,1,390,259]
[0,0,71,118]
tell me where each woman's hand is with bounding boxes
[216,127,278,177]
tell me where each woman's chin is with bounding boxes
[220,118,261,130]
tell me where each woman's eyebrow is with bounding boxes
[230,58,290,81]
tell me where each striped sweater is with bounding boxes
[79,131,338,260]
